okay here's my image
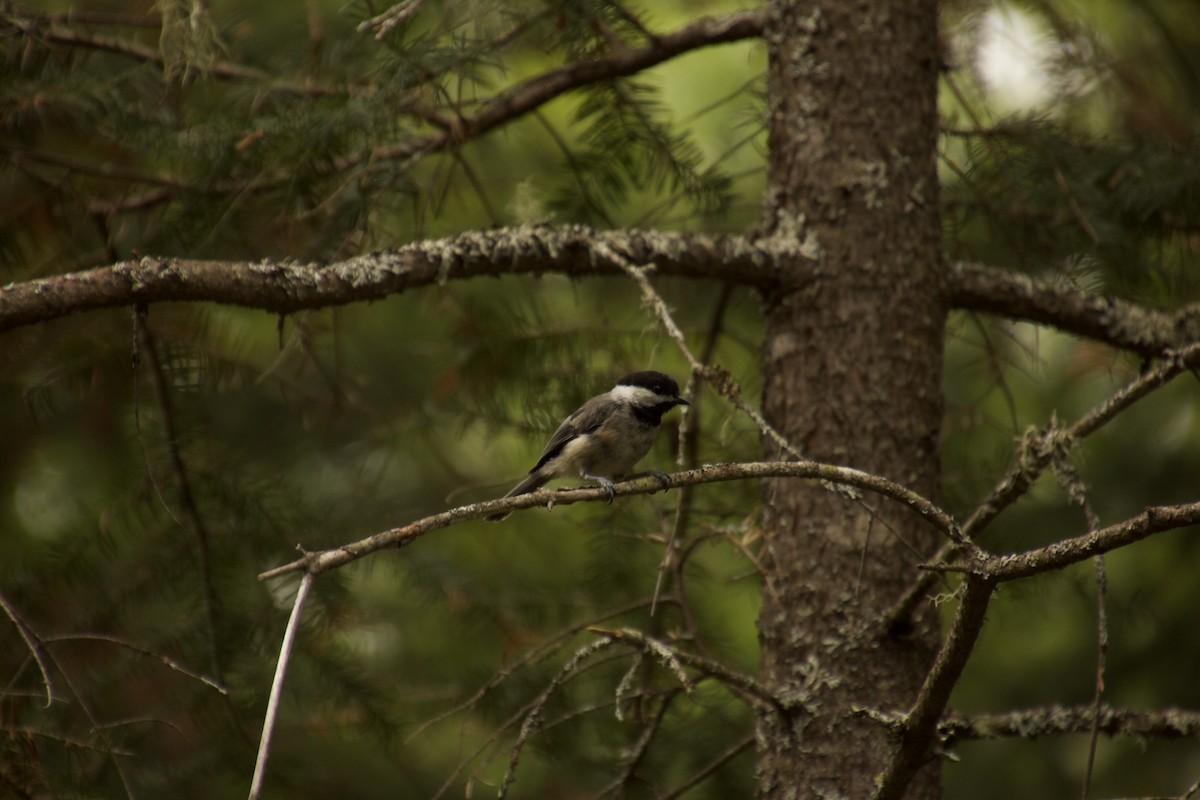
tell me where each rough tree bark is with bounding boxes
[756,1,945,797]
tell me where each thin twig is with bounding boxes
[37,640,139,798]
[42,633,226,695]
[655,283,735,618]
[248,572,314,800]
[1,726,136,756]
[0,590,55,708]
[135,309,225,685]
[589,627,782,711]
[660,734,755,799]
[406,597,664,742]
[429,651,628,800]
[597,690,680,797]
[356,0,427,39]
[1087,560,1111,797]
[497,637,616,798]
[1050,458,1107,800]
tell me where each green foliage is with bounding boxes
[3,0,1200,797]
[944,121,1200,300]
[548,78,735,226]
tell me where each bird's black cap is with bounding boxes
[616,371,686,402]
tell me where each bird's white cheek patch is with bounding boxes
[610,384,657,404]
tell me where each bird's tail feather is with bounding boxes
[484,473,548,522]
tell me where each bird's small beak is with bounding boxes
[677,397,689,406]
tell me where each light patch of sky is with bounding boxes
[975,4,1057,112]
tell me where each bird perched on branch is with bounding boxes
[486,371,689,521]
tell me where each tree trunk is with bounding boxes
[756,1,945,797]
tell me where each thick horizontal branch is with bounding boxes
[939,704,1200,745]
[949,262,1200,356]
[10,228,1200,360]
[257,459,956,581]
[0,227,789,333]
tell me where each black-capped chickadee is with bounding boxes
[486,370,689,521]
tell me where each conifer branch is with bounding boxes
[950,262,1200,356]
[8,233,1200,365]
[2,7,352,96]
[361,11,765,166]
[0,227,786,333]
[938,705,1200,744]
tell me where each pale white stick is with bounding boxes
[249,572,314,800]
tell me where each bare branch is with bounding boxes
[12,232,1200,376]
[257,460,959,582]
[1050,458,1108,800]
[429,651,630,800]
[0,227,787,334]
[874,577,996,800]
[591,627,782,711]
[920,499,1200,584]
[33,635,139,798]
[973,501,1200,582]
[886,343,1200,630]
[964,342,1200,540]
[598,688,679,797]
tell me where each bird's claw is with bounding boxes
[584,475,617,504]
[624,470,672,493]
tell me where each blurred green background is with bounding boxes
[2,0,1199,796]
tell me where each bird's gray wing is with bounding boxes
[529,394,610,472]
